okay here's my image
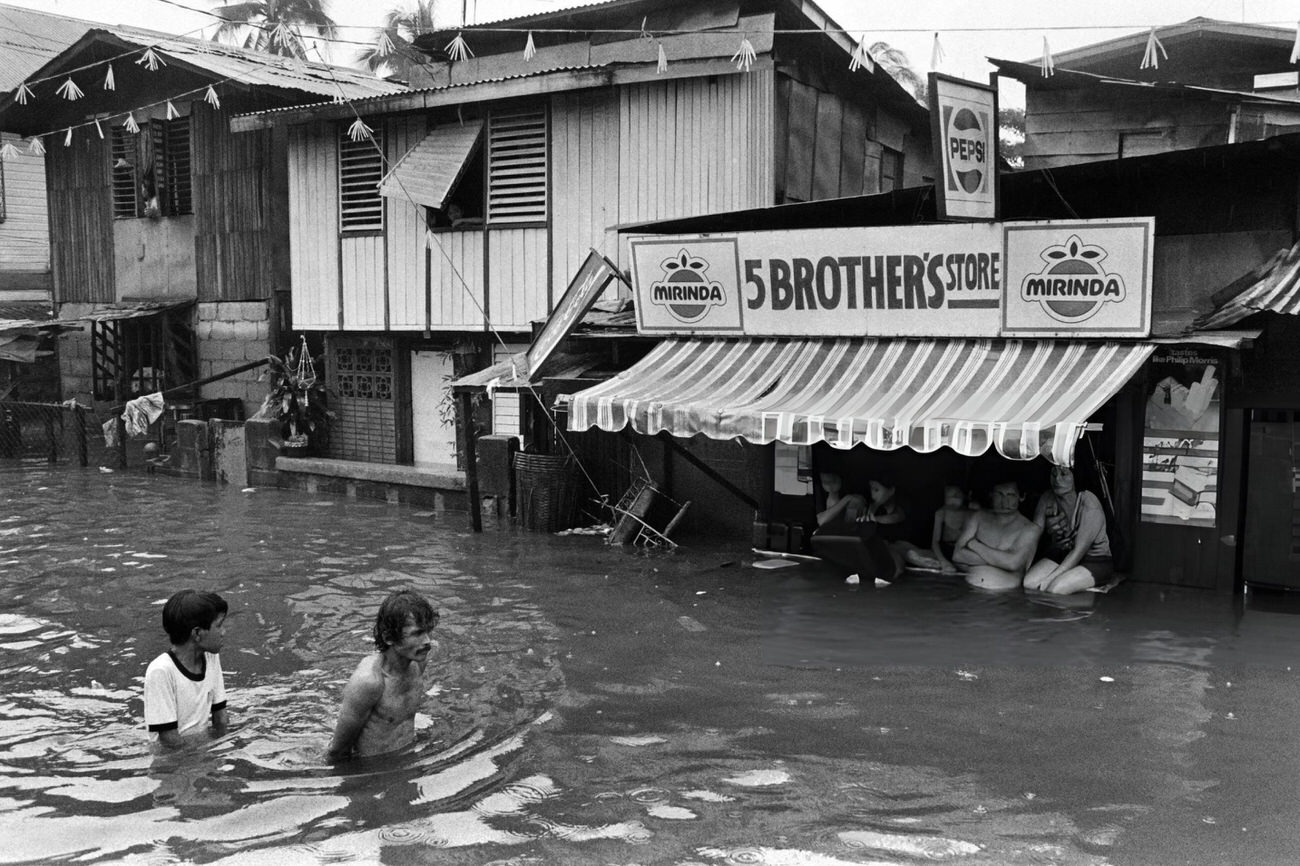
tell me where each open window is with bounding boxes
[88,304,197,402]
[109,116,193,219]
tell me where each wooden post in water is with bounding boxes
[74,406,87,467]
[460,391,482,532]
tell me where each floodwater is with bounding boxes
[1,466,1299,865]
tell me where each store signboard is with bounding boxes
[630,219,1153,338]
[929,73,998,221]
[1002,218,1154,338]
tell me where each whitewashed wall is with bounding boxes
[287,122,340,329]
[0,131,50,271]
[550,89,621,302]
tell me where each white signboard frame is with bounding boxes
[929,73,999,221]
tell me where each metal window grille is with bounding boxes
[111,125,138,218]
[339,122,385,232]
[90,311,197,402]
[488,109,548,224]
[161,116,193,216]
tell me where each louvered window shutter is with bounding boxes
[487,109,547,224]
[339,121,385,232]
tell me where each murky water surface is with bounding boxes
[1,465,1299,864]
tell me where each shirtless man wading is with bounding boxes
[328,589,439,761]
[952,480,1042,591]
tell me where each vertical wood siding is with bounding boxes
[0,132,50,271]
[45,130,114,304]
[427,229,486,330]
[192,106,276,301]
[386,115,428,330]
[487,226,547,330]
[341,234,386,329]
[288,123,340,329]
[618,71,774,227]
[551,90,620,303]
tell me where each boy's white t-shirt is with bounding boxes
[143,651,226,736]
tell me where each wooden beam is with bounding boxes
[460,391,483,532]
[652,431,761,511]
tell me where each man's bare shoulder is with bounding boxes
[346,654,386,695]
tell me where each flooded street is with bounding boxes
[1,464,1299,865]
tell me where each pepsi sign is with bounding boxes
[929,74,998,221]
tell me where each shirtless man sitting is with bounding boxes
[951,480,1042,591]
[328,589,439,761]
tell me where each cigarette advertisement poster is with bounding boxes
[1141,348,1221,528]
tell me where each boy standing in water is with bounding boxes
[144,590,230,747]
[328,589,439,761]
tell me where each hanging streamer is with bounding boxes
[375,30,395,58]
[731,34,756,72]
[271,22,294,50]
[1140,27,1167,70]
[849,35,874,73]
[27,136,45,156]
[124,112,140,134]
[56,78,83,101]
[1040,36,1054,77]
[205,85,221,109]
[347,117,373,142]
[446,33,473,62]
[523,31,536,61]
[15,82,32,105]
[166,100,179,120]
[930,32,945,70]
[136,47,166,71]
[1291,20,1300,64]
[104,64,116,91]
[0,141,19,160]
[657,42,667,74]
[64,127,72,147]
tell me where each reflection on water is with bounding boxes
[1,464,1300,863]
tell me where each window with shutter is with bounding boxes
[111,126,138,218]
[487,109,547,225]
[339,121,385,232]
[162,116,192,216]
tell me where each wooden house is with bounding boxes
[230,0,933,469]
[0,26,402,417]
[992,18,1300,169]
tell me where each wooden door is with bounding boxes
[1243,410,1300,589]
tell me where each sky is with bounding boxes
[7,0,1300,108]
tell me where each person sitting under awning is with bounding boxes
[953,480,1042,591]
[1023,465,1114,595]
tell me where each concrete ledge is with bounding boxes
[275,457,465,489]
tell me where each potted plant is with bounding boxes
[259,338,331,457]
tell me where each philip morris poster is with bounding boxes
[1141,347,1221,528]
[1002,218,1154,338]
[929,73,998,221]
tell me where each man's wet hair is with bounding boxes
[162,590,228,645]
[373,589,439,651]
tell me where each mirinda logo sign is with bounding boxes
[632,237,744,333]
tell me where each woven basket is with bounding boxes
[513,452,579,532]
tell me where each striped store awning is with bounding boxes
[1197,239,1300,329]
[567,337,1155,465]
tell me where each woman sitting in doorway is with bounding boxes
[1023,465,1114,595]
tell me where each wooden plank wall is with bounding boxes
[1023,89,1230,169]
[287,122,340,329]
[427,229,485,330]
[487,227,548,329]
[0,132,50,271]
[618,70,774,226]
[551,90,621,298]
[341,235,386,329]
[45,130,114,304]
[192,105,275,301]
[386,115,428,330]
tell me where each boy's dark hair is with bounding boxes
[162,590,228,645]
[373,590,438,651]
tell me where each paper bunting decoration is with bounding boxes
[15,82,32,105]
[1291,20,1300,64]
[731,35,756,72]
[332,93,347,104]
[849,35,874,73]
[375,30,395,58]
[136,47,165,71]
[104,64,115,91]
[64,127,72,147]
[94,118,104,138]
[123,112,140,134]
[639,16,650,41]
[1040,36,1055,77]
[1140,27,1167,70]
[27,136,45,156]
[205,85,221,109]
[523,31,536,62]
[657,42,667,74]
[271,22,294,49]
[930,32,945,70]
[0,141,20,160]
[56,78,83,101]
[347,117,373,142]
[166,100,179,121]
[446,33,473,62]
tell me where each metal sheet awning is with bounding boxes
[379,120,485,210]
[77,301,192,322]
[567,337,1155,465]
[1196,240,1300,329]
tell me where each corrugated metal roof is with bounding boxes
[990,57,1300,104]
[1197,240,1300,329]
[379,119,483,209]
[0,4,96,93]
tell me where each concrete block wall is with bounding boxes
[196,301,271,419]
[55,303,95,408]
